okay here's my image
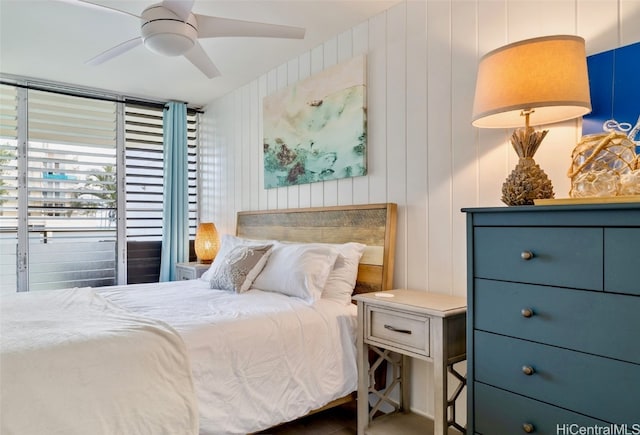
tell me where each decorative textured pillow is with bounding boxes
[201,235,269,282]
[321,242,367,305]
[201,234,274,290]
[208,243,273,293]
[251,242,340,303]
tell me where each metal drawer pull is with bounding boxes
[384,324,412,334]
[522,365,535,376]
[521,251,534,260]
[521,308,534,318]
[522,423,535,433]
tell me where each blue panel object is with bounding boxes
[612,44,640,128]
[583,41,640,155]
[583,50,614,135]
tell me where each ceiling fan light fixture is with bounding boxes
[72,0,308,78]
[144,32,195,56]
[141,5,198,56]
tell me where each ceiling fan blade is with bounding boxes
[195,15,305,40]
[56,0,140,18]
[162,0,194,21]
[86,37,143,66]
[184,41,221,79]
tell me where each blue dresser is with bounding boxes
[463,204,640,434]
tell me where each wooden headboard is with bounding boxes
[236,203,397,294]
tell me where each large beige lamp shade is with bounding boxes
[472,35,591,128]
[195,222,219,264]
[471,35,592,205]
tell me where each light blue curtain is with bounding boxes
[159,101,189,281]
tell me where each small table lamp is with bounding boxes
[472,35,592,205]
[195,222,219,264]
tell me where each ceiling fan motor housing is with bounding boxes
[141,5,198,56]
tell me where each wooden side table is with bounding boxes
[175,262,210,280]
[353,289,467,435]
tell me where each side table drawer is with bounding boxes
[366,306,429,357]
[475,383,606,434]
[475,331,640,424]
[474,227,602,290]
[175,262,209,280]
[176,268,196,280]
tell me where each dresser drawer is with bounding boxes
[605,228,640,296]
[475,383,606,434]
[474,279,640,364]
[474,227,602,290]
[366,306,429,357]
[474,331,640,424]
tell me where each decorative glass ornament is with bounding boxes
[619,170,640,195]
[568,132,638,198]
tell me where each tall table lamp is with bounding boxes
[195,222,219,264]
[471,35,592,205]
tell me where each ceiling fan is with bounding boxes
[62,0,306,78]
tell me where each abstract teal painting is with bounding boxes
[263,55,366,188]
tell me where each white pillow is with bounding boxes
[321,242,366,305]
[251,242,339,303]
[201,235,273,292]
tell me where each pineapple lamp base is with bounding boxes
[501,126,555,206]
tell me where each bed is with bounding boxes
[0,203,397,435]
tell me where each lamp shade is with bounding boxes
[194,222,219,264]
[472,35,591,128]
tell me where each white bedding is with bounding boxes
[96,279,359,435]
[0,288,199,435]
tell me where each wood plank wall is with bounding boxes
[198,0,640,420]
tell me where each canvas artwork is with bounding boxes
[567,42,640,198]
[583,41,640,152]
[263,55,366,189]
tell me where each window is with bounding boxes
[124,104,199,283]
[0,81,199,292]
[27,90,118,291]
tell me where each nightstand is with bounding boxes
[175,262,210,280]
[353,289,467,435]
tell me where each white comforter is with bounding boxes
[97,280,358,435]
[0,288,199,435]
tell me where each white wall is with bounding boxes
[198,0,640,420]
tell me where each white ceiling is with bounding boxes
[0,0,399,108]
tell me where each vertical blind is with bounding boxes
[187,109,198,239]
[125,104,198,242]
[125,104,165,241]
